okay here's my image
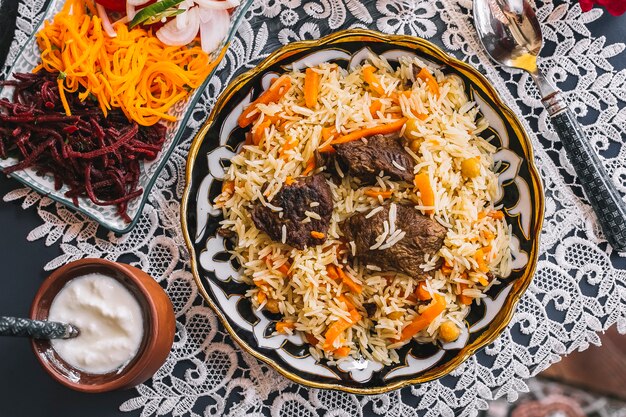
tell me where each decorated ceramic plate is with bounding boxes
[182,29,544,394]
[0,0,253,234]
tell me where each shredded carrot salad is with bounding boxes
[35,0,219,126]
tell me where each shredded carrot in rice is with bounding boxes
[333,346,351,357]
[310,231,325,239]
[415,281,432,301]
[414,173,435,214]
[304,68,320,109]
[362,65,386,96]
[323,309,360,351]
[399,294,446,341]
[335,266,362,294]
[35,0,216,126]
[332,118,407,146]
[276,321,295,333]
[458,283,473,305]
[302,157,316,175]
[364,189,393,199]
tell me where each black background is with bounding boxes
[0,6,625,417]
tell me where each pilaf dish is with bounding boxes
[213,54,512,365]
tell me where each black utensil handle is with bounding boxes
[550,108,626,252]
[0,316,78,339]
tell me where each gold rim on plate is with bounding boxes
[181,28,545,394]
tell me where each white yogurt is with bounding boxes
[48,273,144,374]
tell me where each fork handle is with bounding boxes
[544,93,626,252]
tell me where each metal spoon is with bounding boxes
[473,0,626,252]
[0,316,79,339]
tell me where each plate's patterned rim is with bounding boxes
[181,29,545,394]
[0,0,254,234]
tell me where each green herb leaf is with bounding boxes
[57,71,67,80]
[129,0,186,29]
[143,8,185,25]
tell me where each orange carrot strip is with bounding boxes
[319,127,338,153]
[333,346,351,358]
[57,77,72,116]
[323,309,360,351]
[338,294,356,311]
[326,264,339,280]
[277,263,290,276]
[480,230,495,240]
[305,333,319,346]
[332,118,407,146]
[221,180,234,193]
[478,274,490,286]
[310,231,325,239]
[285,176,295,186]
[362,65,386,96]
[264,256,291,276]
[321,126,337,141]
[440,260,453,275]
[304,68,320,109]
[416,67,440,97]
[335,266,362,295]
[280,138,299,159]
[415,281,432,301]
[369,99,382,118]
[473,249,489,273]
[257,291,267,304]
[252,119,271,146]
[399,294,446,341]
[302,157,315,176]
[364,189,393,199]
[487,210,505,220]
[458,283,473,305]
[414,173,435,214]
[238,76,292,128]
[276,321,295,333]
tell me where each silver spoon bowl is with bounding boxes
[474,0,626,252]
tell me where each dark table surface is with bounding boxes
[1,7,625,417]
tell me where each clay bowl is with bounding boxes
[30,258,175,393]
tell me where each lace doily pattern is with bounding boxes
[2,0,625,416]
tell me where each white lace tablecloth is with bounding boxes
[3,0,626,416]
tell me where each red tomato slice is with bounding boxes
[95,0,126,12]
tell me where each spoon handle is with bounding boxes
[0,316,79,339]
[544,94,626,252]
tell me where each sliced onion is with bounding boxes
[197,6,215,23]
[156,7,201,46]
[176,6,190,30]
[96,4,117,38]
[127,0,152,6]
[199,8,229,54]
[126,3,136,21]
[195,0,240,9]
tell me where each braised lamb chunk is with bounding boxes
[251,174,333,249]
[363,302,377,318]
[341,204,446,279]
[333,134,414,182]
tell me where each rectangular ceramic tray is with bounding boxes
[0,0,253,233]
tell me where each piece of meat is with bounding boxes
[341,204,446,279]
[363,302,377,318]
[333,134,414,182]
[411,63,423,81]
[251,174,333,249]
[217,227,235,238]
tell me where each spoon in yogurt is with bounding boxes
[0,316,79,339]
